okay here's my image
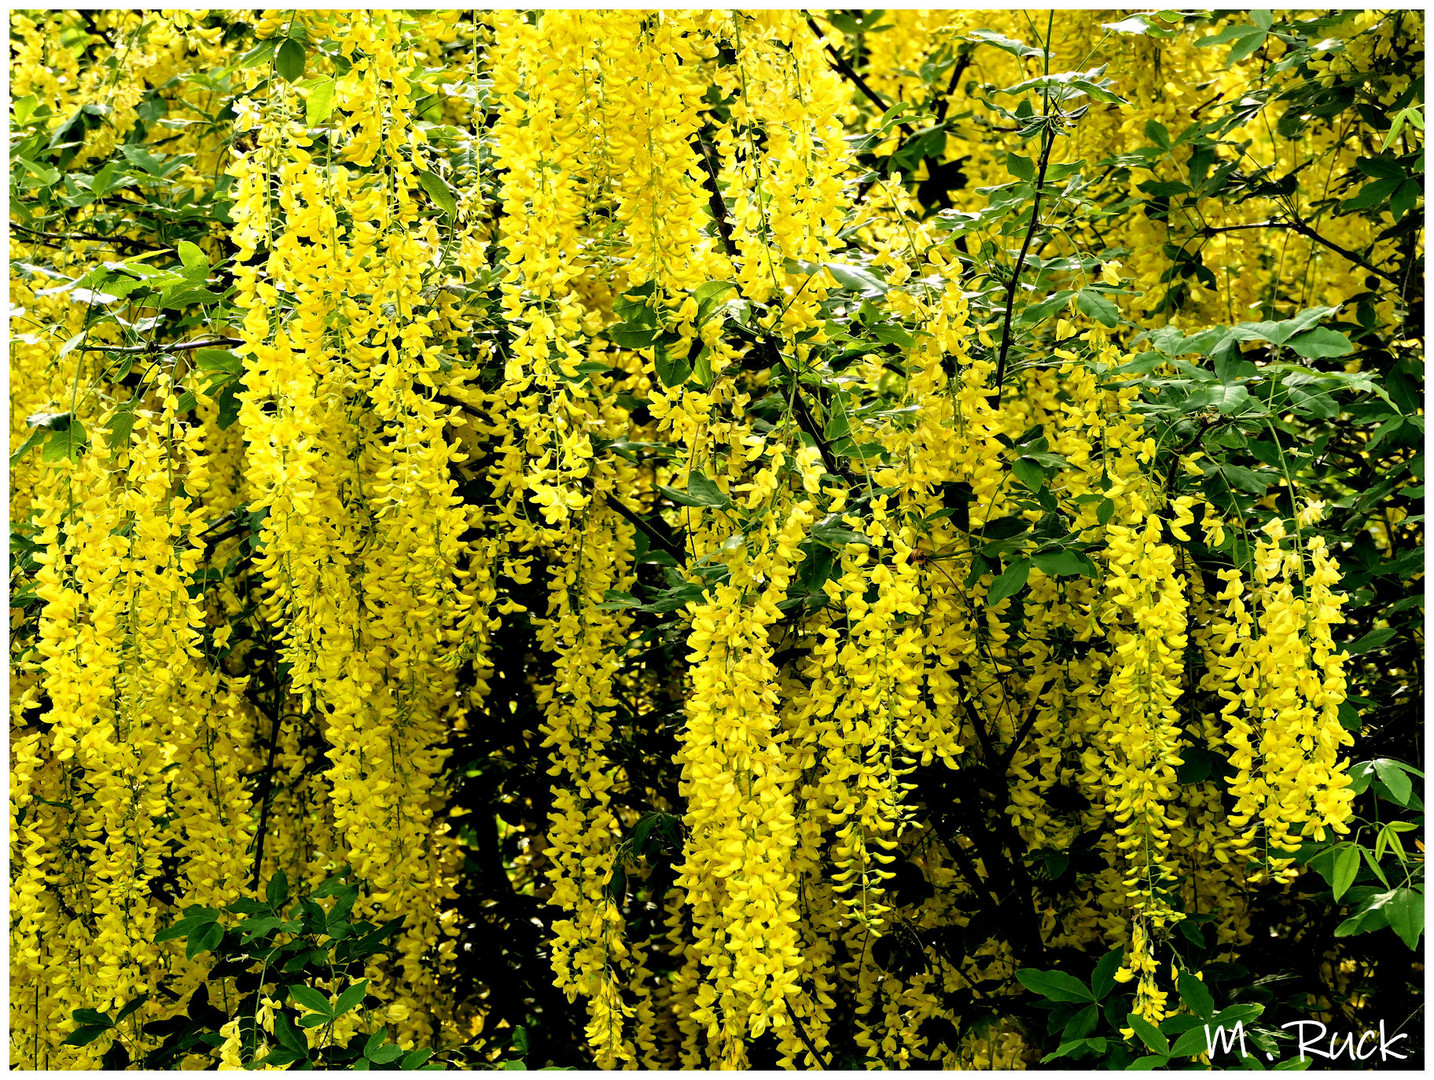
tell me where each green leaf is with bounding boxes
[1129,1053,1171,1069]
[1334,888,1399,937]
[1391,177,1420,219]
[113,994,149,1025]
[196,348,242,378]
[266,869,289,908]
[693,279,737,312]
[1091,948,1124,1000]
[1126,1012,1170,1055]
[811,517,873,550]
[657,483,706,507]
[403,1048,435,1068]
[9,425,50,468]
[1343,176,1400,211]
[1356,154,1406,181]
[667,471,731,509]
[1013,456,1045,492]
[40,420,88,463]
[1032,549,1089,577]
[1075,289,1119,327]
[1016,967,1093,1003]
[258,1047,304,1068]
[185,920,223,960]
[608,326,663,350]
[1385,887,1424,949]
[1169,1024,1218,1057]
[333,979,369,1017]
[1144,119,1171,149]
[967,28,1045,60]
[785,256,883,295]
[1287,327,1353,360]
[1226,29,1269,66]
[275,38,307,82]
[1210,1003,1263,1027]
[1331,844,1361,900]
[417,170,458,220]
[1064,1003,1100,1041]
[1006,152,1036,181]
[1041,1038,1099,1063]
[997,69,1127,104]
[154,915,206,944]
[62,1025,111,1048]
[18,157,61,186]
[821,261,887,295]
[288,984,334,1018]
[305,77,337,125]
[1373,759,1414,806]
[72,1009,113,1028]
[1177,972,1214,1020]
[273,1012,307,1055]
[1362,845,1391,887]
[652,339,693,388]
[597,589,641,611]
[13,94,38,125]
[1347,627,1395,655]
[987,560,1030,606]
[175,240,208,276]
[367,1038,404,1065]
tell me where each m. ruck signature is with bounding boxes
[1204,1019,1411,1065]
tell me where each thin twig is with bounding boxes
[802,12,913,136]
[12,220,158,254]
[933,51,972,123]
[248,700,284,892]
[994,679,1053,776]
[783,999,830,1070]
[79,337,242,354]
[604,492,687,561]
[696,139,740,261]
[994,124,1057,406]
[1198,219,1400,285]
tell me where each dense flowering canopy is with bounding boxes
[9,8,1423,1071]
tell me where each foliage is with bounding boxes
[63,872,443,1070]
[8,7,1424,1072]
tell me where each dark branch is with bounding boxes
[994,123,1057,406]
[933,50,972,123]
[12,221,159,254]
[802,12,914,136]
[603,492,687,561]
[994,679,1053,776]
[1197,219,1401,286]
[784,999,830,1070]
[696,139,740,261]
[79,337,242,355]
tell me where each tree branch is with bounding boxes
[696,139,740,261]
[603,491,687,561]
[784,999,830,1070]
[994,124,1057,406]
[248,698,285,892]
[1198,219,1401,286]
[79,337,242,354]
[933,50,972,124]
[994,680,1053,777]
[802,12,914,136]
[12,220,159,254]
